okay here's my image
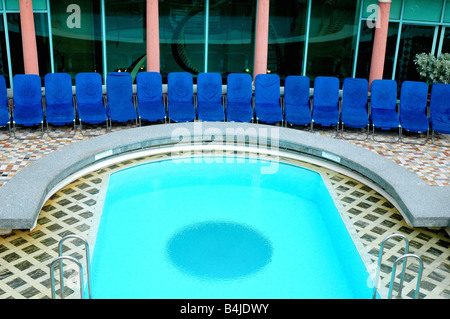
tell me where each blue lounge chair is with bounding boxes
[429,83,450,146]
[284,75,312,128]
[167,72,195,122]
[254,74,283,124]
[399,81,429,144]
[136,72,167,124]
[75,72,108,135]
[196,72,225,122]
[370,79,400,142]
[12,74,44,139]
[340,77,369,140]
[44,73,76,137]
[225,73,253,123]
[311,76,340,135]
[106,72,138,127]
[0,75,11,137]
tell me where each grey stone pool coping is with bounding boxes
[0,122,448,230]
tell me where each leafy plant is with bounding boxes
[414,52,450,85]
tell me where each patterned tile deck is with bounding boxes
[0,124,448,299]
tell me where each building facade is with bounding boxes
[0,0,449,88]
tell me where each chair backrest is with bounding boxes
[370,79,397,110]
[168,72,193,104]
[284,75,310,107]
[44,73,73,107]
[75,72,103,105]
[0,75,9,125]
[197,73,222,105]
[226,73,252,104]
[136,72,163,105]
[13,74,42,107]
[342,77,368,111]
[429,83,450,115]
[255,74,280,104]
[313,76,339,108]
[107,72,133,105]
[400,81,428,114]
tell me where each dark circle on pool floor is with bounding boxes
[166,221,273,280]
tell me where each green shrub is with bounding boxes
[414,52,450,85]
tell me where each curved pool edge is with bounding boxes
[0,122,448,230]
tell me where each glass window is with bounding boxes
[403,0,444,22]
[306,0,360,84]
[50,0,103,82]
[5,0,47,10]
[356,21,399,80]
[395,24,436,87]
[441,27,450,54]
[159,0,206,81]
[207,0,256,79]
[444,0,450,23]
[7,12,51,83]
[0,16,10,86]
[104,0,146,81]
[268,0,307,81]
[362,0,402,20]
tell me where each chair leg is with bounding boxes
[399,127,429,145]
[431,130,450,147]
[372,124,401,143]
[79,121,107,137]
[11,122,45,140]
[341,123,370,141]
[46,121,77,139]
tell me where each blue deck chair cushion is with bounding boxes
[370,79,399,130]
[399,81,429,133]
[254,74,283,124]
[136,72,166,122]
[429,83,450,134]
[341,78,369,128]
[284,75,311,126]
[312,76,340,126]
[0,75,9,127]
[75,73,107,125]
[226,73,253,123]
[168,72,195,122]
[196,72,225,121]
[13,74,44,126]
[106,72,137,123]
[44,73,75,126]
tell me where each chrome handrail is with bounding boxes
[388,253,424,299]
[50,255,85,299]
[373,233,409,299]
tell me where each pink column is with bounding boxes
[146,0,160,72]
[253,0,270,80]
[368,0,392,88]
[19,0,39,75]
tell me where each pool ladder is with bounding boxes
[373,234,424,299]
[49,234,92,299]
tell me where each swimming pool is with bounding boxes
[90,156,374,298]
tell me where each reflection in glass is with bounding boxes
[207,0,256,79]
[307,0,360,85]
[395,25,435,88]
[105,0,146,80]
[268,0,307,82]
[441,28,450,54]
[0,16,10,86]
[355,22,399,80]
[50,0,103,83]
[159,0,206,81]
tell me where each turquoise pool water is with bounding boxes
[90,157,373,298]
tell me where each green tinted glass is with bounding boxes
[5,0,47,10]
[403,0,443,22]
[362,0,402,20]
